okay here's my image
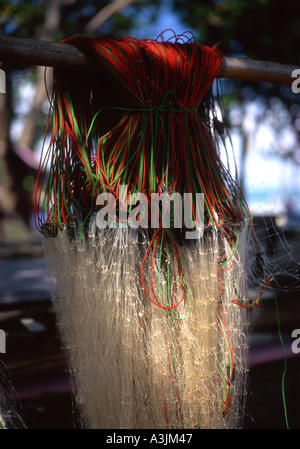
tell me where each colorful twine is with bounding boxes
[34,32,280,425]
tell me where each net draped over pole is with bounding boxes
[0,33,293,429]
[0,34,297,85]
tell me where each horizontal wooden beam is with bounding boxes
[0,35,89,70]
[218,56,297,86]
[0,35,298,86]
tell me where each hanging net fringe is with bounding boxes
[34,31,267,429]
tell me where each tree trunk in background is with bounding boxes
[0,0,140,238]
[0,67,38,236]
[83,0,136,34]
[19,0,137,149]
[0,0,65,238]
[18,0,64,149]
[0,66,17,224]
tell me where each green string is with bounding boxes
[221,228,239,270]
[271,285,289,429]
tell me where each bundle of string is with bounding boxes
[34,31,266,429]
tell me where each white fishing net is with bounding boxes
[42,217,251,429]
[0,364,26,429]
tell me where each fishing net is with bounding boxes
[35,32,266,429]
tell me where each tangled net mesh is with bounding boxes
[42,222,252,429]
[34,31,271,429]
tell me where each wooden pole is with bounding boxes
[218,56,297,86]
[0,35,298,86]
[0,35,89,70]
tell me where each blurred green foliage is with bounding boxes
[174,0,300,64]
[0,0,160,40]
[173,0,300,163]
